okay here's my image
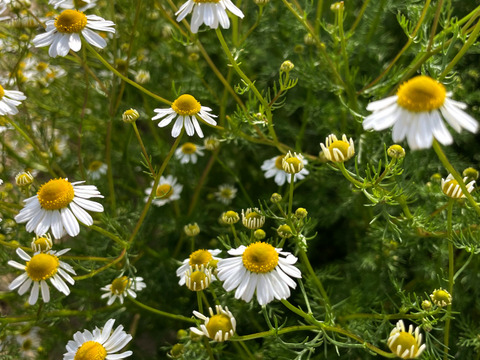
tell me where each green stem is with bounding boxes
[197,291,203,314]
[73,249,126,281]
[132,122,155,176]
[90,225,128,248]
[232,325,318,341]
[129,297,196,323]
[338,162,364,187]
[443,199,454,360]
[288,173,295,215]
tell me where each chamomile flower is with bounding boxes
[63,319,133,360]
[185,265,213,291]
[176,249,222,286]
[31,233,53,252]
[152,94,217,138]
[214,184,237,205]
[176,0,244,34]
[175,142,204,164]
[217,242,302,305]
[145,175,183,207]
[387,320,426,359]
[191,305,236,342]
[241,208,265,230]
[0,84,26,115]
[8,247,75,305]
[363,75,479,150]
[49,0,98,12]
[14,178,104,239]
[87,160,108,180]
[430,288,452,307]
[15,171,34,187]
[32,9,115,58]
[441,173,475,199]
[320,134,355,162]
[100,276,146,305]
[261,155,309,186]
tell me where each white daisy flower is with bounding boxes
[100,276,146,305]
[152,94,217,138]
[175,142,204,164]
[49,0,98,12]
[363,75,479,150]
[145,175,183,207]
[0,84,26,116]
[190,305,236,342]
[32,9,115,58]
[441,173,475,199]
[14,178,104,239]
[261,155,309,186]
[176,249,222,286]
[63,319,133,360]
[320,134,355,162]
[87,160,108,180]
[8,247,75,305]
[217,242,302,305]
[176,0,244,34]
[387,320,426,359]
[214,184,237,205]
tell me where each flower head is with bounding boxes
[0,84,26,115]
[15,171,34,187]
[175,142,204,164]
[261,154,309,186]
[32,9,115,58]
[87,160,107,180]
[241,208,265,230]
[214,184,237,205]
[184,223,200,237]
[15,178,104,239]
[387,320,426,359]
[122,109,139,123]
[176,0,244,34]
[387,144,406,159]
[441,174,474,199]
[363,75,479,150]
[217,242,302,305]
[176,249,222,286]
[63,319,132,360]
[222,210,239,224]
[100,276,146,305]
[320,134,355,162]
[190,305,236,342]
[48,0,98,12]
[31,233,53,252]
[185,265,213,291]
[145,175,183,207]
[204,135,220,150]
[282,151,306,174]
[152,94,217,138]
[430,288,452,307]
[8,247,75,305]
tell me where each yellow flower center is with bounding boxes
[37,178,75,210]
[274,155,284,170]
[327,140,350,161]
[388,332,418,356]
[181,142,197,154]
[111,276,129,295]
[442,179,461,197]
[246,211,261,221]
[0,84,4,99]
[220,188,233,198]
[33,237,52,252]
[285,157,301,168]
[171,94,201,116]
[396,75,446,112]
[36,62,49,72]
[206,314,233,338]
[189,249,213,266]
[74,341,107,360]
[432,289,451,303]
[189,270,207,290]
[25,253,59,281]
[156,184,173,199]
[115,59,128,72]
[54,10,88,34]
[242,242,279,273]
[88,160,104,172]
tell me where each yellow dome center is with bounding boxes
[55,10,88,33]
[442,179,461,197]
[242,242,279,273]
[26,253,59,281]
[33,237,52,252]
[36,62,49,72]
[189,249,213,266]
[396,75,446,112]
[327,140,350,161]
[0,84,4,99]
[388,332,418,356]
[111,276,129,295]
[88,160,104,172]
[189,270,207,289]
[274,155,284,170]
[433,289,451,303]
[181,142,197,154]
[246,211,261,221]
[74,341,107,360]
[206,314,233,338]
[156,184,173,199]
[171,94,201,116]
[37,178,75,210]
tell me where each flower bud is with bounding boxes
[122,109,140,123]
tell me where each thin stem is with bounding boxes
[443,199,454,360]
[232,325,318,341]
[288,174,295,215]
[197,291,203,314]
[73,249,126,281]
[131,122,155,176]
[427,0,444,52]
[349,0,371,34]
[129,297,196,323]
[89,225,128,248]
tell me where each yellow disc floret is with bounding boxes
[274,155,284,170]
[156,184,173,198]
[54,10,88,33]
[25,253,59,281]
[111,276,129,295]
[242,242,279,273]
[171,94,201,116]
[206,314,233,338]
[189,249,213,266]
[74,341,107,360]
[181,142,197,154]
[37,178,75,210]
[396,75,446,113]
[0,84,4,99]
[388,332,419,358]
